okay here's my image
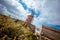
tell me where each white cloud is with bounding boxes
[22,0,41,11]
[32,0,60,28]
[0,0,30,21]
[0,0,60,29]
[43,0,60,25]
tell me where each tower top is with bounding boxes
[26,14,33,23]
[28,14,33,18]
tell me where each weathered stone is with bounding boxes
[41,25,60,40]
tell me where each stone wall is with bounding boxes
[41,25,60,40]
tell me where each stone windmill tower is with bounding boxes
[24,14,35,33]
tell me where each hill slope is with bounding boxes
[0,14,37,40]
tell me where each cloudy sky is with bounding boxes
[0,0,60,30]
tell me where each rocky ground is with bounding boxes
[41,36,52,40]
